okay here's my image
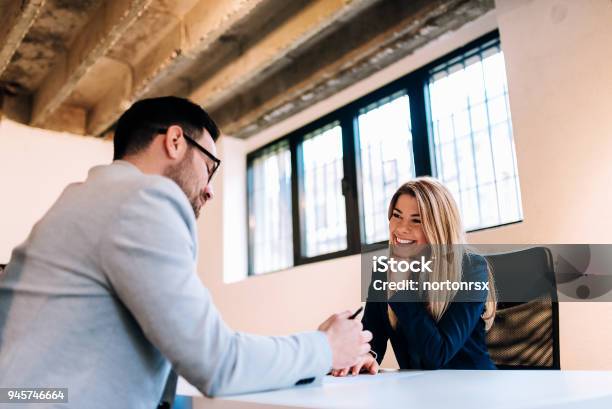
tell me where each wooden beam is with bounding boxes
[43,105,87,135]
[0,0,46,77]
[188,0,375,108]
[214,0,494,138]
[87,57,133,136]
[0,92,31,125]
[29,0,153,128]
[86,0,267,136]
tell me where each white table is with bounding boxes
[178,370,612,409]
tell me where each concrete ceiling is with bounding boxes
[0,0,494,139]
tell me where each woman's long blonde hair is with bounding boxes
[388,177,496,330]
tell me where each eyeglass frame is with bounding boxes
[156,127,221,184]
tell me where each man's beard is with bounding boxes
[163,152,203,218]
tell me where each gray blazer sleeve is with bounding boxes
[98,179,331,397]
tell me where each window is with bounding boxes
[357,92,415,244]
[247,141,293,275]
[298,122,347,257]
[427,39,521,230]
[246,31,522,275]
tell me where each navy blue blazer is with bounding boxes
[362,253,496,370]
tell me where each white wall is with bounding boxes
[198,0,612,370]
[0,119,113,261]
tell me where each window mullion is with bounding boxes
[246,158,255,275]
[289,135,302,266]
[407,70,433,177]
[340,112,361,254]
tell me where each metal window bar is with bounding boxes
[298,122,347,258]
[480,46,503,226]
[247,141,293,275]
[357,91,414,244]
[427,37,521,230]
[247,31,517,272]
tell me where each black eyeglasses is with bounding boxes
[157,128,221,184]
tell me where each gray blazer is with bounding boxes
[0,160,331,409]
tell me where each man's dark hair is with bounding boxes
[113,96,220,160]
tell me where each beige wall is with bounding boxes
[198,0,612,370]
[0,119,113,262]
[490,0,612,369]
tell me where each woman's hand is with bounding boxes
[330,353,379,376]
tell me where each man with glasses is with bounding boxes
[0,97,372,409]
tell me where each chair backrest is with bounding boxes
[484,247,560,369]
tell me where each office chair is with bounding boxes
[484,247,561,369]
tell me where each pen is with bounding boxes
[348,306,363,320]
[350,305,377,361]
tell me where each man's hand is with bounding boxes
[318,311,372,369]
[330,353,379,377]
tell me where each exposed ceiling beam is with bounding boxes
[44,104,87,135]
[1,0,495,139]
[134,0,267,98]
[87,57,133,137]
[87,0,267,136]
[0,0,46,78]
[188,0,376,110]
[213,0,495,138]
[0,92,31,125]
[29,0,153,128]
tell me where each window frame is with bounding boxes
[246,139,294,276]
[246,30,522,276]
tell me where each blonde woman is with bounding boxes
[334,177,496,376]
